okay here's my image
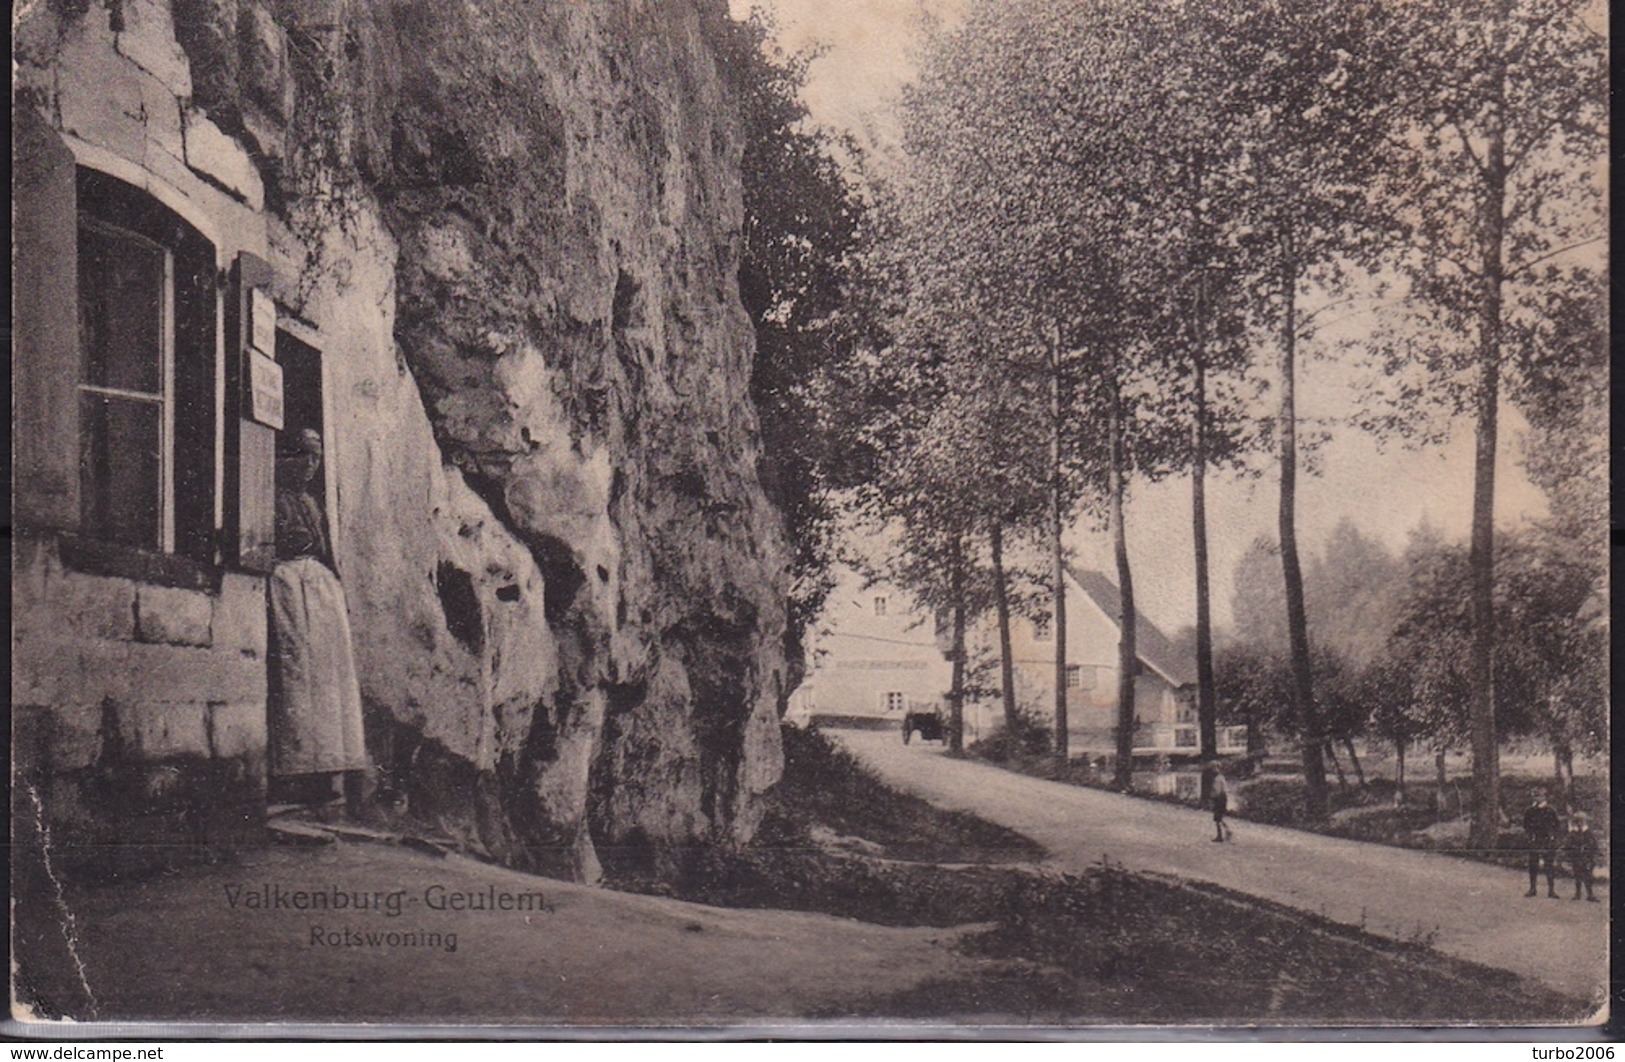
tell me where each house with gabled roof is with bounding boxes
[981,565,1246,757]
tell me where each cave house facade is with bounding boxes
[13,0,792,885]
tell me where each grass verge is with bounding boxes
[832,865,1592,1024]
[753,723,1046,864]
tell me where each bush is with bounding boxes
[971,708,1051,762]
[1233,772,1608,876]
[752,724,1045,864]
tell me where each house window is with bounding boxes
[883,691,906,713]
[1033,616,1051,640]
[1064,664,1099,690]
[70,168,219,566]
[874,596,888,616]
[78,218,174,551]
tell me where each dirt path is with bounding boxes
[832,729,1607,1004]
[14,841,998,1025]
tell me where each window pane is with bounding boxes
[80,393,161,549]
[80,222,165,395]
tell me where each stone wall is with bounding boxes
[13,0,280,876]
[14,0,790,883]
[12,536,268,874]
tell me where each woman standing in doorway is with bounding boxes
[268,428,367,809]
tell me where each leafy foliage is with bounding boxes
[706,9,885,668]
[1370,0,1608,845]
[1305,519,1408,669]
[1360,528,1606,765]
[731,0,1605,812]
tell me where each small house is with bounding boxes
[789,568,954,731]
[986,566,1247,757]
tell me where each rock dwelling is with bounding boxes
[13,0,791,887]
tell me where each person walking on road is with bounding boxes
[1564,812,1599,903]
[1208,767,1232,843]
[1522,788,1562,898]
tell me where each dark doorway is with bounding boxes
[266,329,337,807]
[273,330,326,507]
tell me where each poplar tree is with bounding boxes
[1175,0,1404,817]
[1376,0,1607,847]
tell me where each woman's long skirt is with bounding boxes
[268,556,367,775]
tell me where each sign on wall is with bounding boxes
[246,347,284,430]
[249,286,277,358]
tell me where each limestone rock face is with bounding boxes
[394,0,789,870]
[177,0,788,878]
[340,1,787,878]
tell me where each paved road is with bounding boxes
[833,729,1608,1003]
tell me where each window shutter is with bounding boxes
[226,252,277,573]
[13,107,80,530]
[171,227,219,565]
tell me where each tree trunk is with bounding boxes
[1465,7,1509,853]
[1343,736,1366,789]
[1325,740,1348,793]
[1435,746,1449,820]
[991,521,1018,733]
[948,533,967,755]
[1192,301,1218,803]
[1277,247,1329,819]
[1110,368,1137,792]
[1552,738,1573,807]
[1247,714,1267,759]
[1049,326,1069,765]
[1395,737,1406,806]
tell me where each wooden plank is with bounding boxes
[172,226,219,565]
[238,419,277,573]
[225,252,278,572]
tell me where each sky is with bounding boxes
[730,0,1558,635]
[729,0,967,162]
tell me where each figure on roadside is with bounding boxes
[1522,788,1562,898]
[1208,765,1232,843]
[1564,812,1599,903]
[268,428,368,810]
